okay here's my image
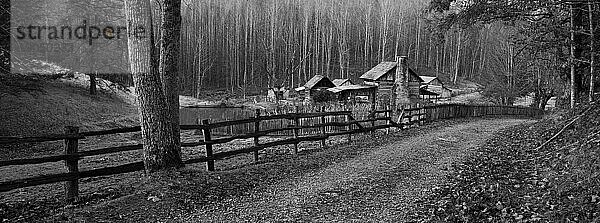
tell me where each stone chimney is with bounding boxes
[394,56,410,106]
[399,56,408,82]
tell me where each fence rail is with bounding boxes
[0,103,542,203]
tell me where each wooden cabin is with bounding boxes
[327,84,377,104]
[420,76,452,99]
[360,56,424,105]
[295,75,336,102]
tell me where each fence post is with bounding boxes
[386,105,391,135]
[414,104,419,125]
[369,109,376,135]
[320,106,327,149]
[421,104,426,125]
[64,126,80,204]
[407,104,412,128]
[346,113,352,143]
[418,103,424,125]
[202,119,215,171]
[293,106,300,155]
[254,109,261,163]
[424,105,429,123]
[416,104,420,125]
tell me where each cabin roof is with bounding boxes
[419,76,438,84]
[359,62,398,80]
[327,85,377,93]
[409,68,425,82]
[360,62,424,82]
[332,79,352,86]
[305,75,335,89]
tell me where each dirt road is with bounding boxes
[178,118,533,222]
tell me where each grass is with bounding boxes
[0,72,140,222]
[410,102,600,222]
[0,75,137,136]
[0,74,138,164]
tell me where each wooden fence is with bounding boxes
[423,104,544,121]
[180,103,377,136]
[0,103,542,203]
[0,110,399,203]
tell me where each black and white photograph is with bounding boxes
[0,0,598,222]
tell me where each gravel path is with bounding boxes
[180,118,532,222]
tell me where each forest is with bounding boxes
[174,0,599,108]
[2,2,600,221]
[6,0,597,108]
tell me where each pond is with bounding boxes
[179,106,255,125]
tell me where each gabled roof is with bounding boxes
[360,61,425,83]
[419,76,438,84]
[327,84,377,93]
[408,68,425,82]
[359,62,397,81]
[332,79,352,86]
[304,75,335,89]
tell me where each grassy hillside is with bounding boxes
[411,101,600,222]
[0,74,137,137]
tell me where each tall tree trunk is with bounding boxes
[394,13,403,58]
[478,27,487,82]
[326,17,333,76]
[471,31,480,79]
[270,1,277,87]
[435,44,440,77]
[364,4,371,67]
[589,2,595,103]
[453,30,462,84]
[428,34,433,68]
[0,0,9,74]
[415,17,421,70]
[379,0,389,62]
[125,0,182,172]
[302,5,310,84]
[570,4,576,108]
[442,35,447,74]
[243,2,250,98]
[159,0,182,162]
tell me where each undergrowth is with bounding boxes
[411,102,600,222]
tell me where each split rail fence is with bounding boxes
[0,104,542,203]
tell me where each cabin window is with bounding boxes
[355,96,369,103]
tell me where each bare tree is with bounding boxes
[124,0,183,172]
[0,0,10,74]
[159,0,182,159]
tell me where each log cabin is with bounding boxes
[359,56,424,106]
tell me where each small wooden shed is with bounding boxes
[420,76,452,98]
[295,75,336,101]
